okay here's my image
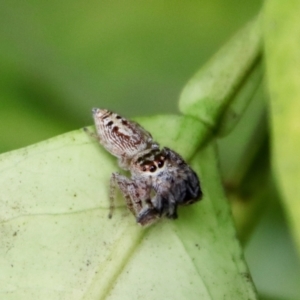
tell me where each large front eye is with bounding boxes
[149,165,157,172]
[157,160,164,168]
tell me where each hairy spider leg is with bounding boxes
[109,173,153,221]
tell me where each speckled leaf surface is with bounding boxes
[0,115,257,299]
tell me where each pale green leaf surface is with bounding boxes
[0,115,257,299]
[264,1,300,255]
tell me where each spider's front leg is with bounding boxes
[109,173,154,224]
[109,173,137,218]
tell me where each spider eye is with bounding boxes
[157,160,164,168]
[149,165,157,172]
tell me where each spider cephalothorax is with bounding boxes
[85,108,202,226]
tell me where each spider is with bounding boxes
[84,108,202,226]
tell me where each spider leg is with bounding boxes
[109,173,154,223]
[109,173,139,218]
[146,192,175,220]
[137,204,160,226]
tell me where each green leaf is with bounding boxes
[264,1,300,255]
[179,15,262,133]
[177,12,267,245]
[0,115,257,299]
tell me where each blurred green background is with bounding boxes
[0,0,261,152]
[1,1,299,299]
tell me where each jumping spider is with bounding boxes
[84,108,202,226]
